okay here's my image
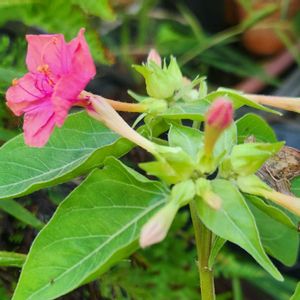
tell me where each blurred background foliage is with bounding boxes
[0,0,300,299]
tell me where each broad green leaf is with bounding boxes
[159,101,209,121]
[168,123,203,159]
[0,111,131,200]
[205,88,280,115]
[196,179,282,280]
[246,195,297,230]
[236,113,277,143]
[291,282,300,300]
[0,199,44,229]
[0,251,26,268]
[13,158,167,300]
[246,195,299,266]
[291,176,300,197]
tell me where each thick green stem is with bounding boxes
[190,201,215,300]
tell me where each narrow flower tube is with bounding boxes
[204,98,233,156]
[246,94,300,113]
[237,175,300,216]
[140,201,179,248]
[86,93,156,154]
[79,91,148,113]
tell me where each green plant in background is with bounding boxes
[0,1,300,299]
[1,25,300,299]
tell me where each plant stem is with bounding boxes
[190,201,215,300]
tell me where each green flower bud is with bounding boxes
[133,56,182,99]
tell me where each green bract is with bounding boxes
[230,142,284,176]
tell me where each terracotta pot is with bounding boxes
[235,0,300,56]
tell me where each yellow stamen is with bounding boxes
[37,64,50,74]
[12,78,19,86]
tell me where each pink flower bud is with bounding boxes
[139,202,178,248]
[147,48,162,67]
[203,98,233,159]
[206,98,233,130]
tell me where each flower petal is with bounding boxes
[26,33,68,75]
[6,73,45,116]
[23,102,56,147]
[52,29,96,126]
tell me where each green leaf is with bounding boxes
[168,123,203,159]
[230,142,284,176]
[0,251,26,268]
[205,88,280,115]
[0,111,131,200]
[13,158,167,300]
[70,0,115,21]
[208,236,226,269]
[159,101,209,121]
[196,179,283,280]
[246,195,299,266]
[291,282,300,300]
[0,199,44,229]
[0,127,18,142]
[236,113,277,143]
[291,176,300,197]
[214,123,237,158]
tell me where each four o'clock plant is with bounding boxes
[1,29,300,300]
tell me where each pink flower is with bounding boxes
[203,98,233,158]
[6,28,96,147]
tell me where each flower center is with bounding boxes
[36,64,54,87]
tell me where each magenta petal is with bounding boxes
[6,73,45,116]
[51,76,80,126]
[52,29,96,126]
[23,102,56,147]
[6,29,96,147]
[68,28,96,83]
[26,33,68,75]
